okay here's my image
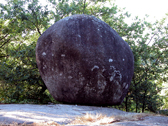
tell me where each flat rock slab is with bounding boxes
[0,104,126,125]
[0,104,168,126]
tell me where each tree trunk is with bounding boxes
[125,95,128,112]
[142,89,147,113]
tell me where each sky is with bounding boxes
[114,0,168,23]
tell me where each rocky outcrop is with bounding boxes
[36,14,134,106]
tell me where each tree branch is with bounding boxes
[147,32,157,45]
[83,0,86,14]
[0,34,9,41]
[0,38,11,48]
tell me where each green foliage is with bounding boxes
[0,0,168,113]
[115,17,168,112]
[0,41,49,104]
[159,110,168,116]
[162,90,168,109]
[0,0,53,104]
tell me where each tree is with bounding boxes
[0,0,167,112]
[121,16,168,112]
[0,0,52,103]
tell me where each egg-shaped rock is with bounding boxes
[36,14,134,106]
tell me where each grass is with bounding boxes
[69,113,114,125]
[69,112,154,125]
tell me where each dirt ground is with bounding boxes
[0,104,168,126]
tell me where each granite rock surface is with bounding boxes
[36,14,134,105]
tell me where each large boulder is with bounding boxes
[36,14,134,106]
